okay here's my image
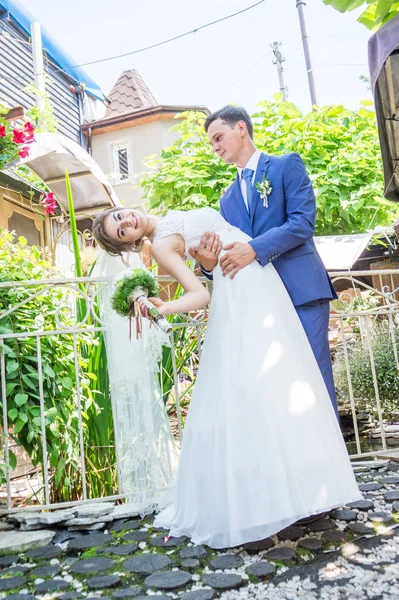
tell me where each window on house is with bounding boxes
[112,144,131,182]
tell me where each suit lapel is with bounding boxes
[250,153,271,225]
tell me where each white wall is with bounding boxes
[91,117,181,208]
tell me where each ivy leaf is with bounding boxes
[6,361,18,375]
[22,374,37,391]
[45,407,58,423]
[15,393,28,407]
[43,364,55,378]
[8,408,18,422]
[6,382,18,395]
[13,419,26,434]
[8,450,17,470]
[61,377,73,390]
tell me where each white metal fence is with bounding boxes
[1,270,399,513]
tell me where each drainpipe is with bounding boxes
[77,88,86,149]
[30,22,46,122]
[70,83,86,149]
[87,125,93,155]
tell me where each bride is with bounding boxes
[92,205,361,549]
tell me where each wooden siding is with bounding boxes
[0,16,81,142]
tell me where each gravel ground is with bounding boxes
[0,459,398,600]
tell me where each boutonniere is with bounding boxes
[255,177,272,208]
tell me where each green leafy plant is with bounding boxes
[0,174,117,504]
[334,319,399,417]
[0,231,88,501]
[323,0,399,30]
[24,84,58,133]
[141,111,235,214]
[141,100,398,235]
[254,99,398,234]
[332,290,380,332]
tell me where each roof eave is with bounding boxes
[81,104,210,133]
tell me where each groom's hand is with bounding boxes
[220,242,256,279]
[189,232,222,272]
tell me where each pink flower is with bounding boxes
[24,121,34,134]
[41,191,57,215]
[12,128,26,145]
[0,124,6,137]
[45,203,56,215]
[18,146,30,159]
[23,121,35,141]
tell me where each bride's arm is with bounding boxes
[151,237,210,316]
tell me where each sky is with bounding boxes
[18,0,374,115]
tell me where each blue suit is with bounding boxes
[220,152,338,415]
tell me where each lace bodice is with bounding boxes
[152,208,246,258]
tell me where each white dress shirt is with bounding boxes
[200,149,262,274]
[237,149,262,211]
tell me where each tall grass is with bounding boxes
[66,171,117,498]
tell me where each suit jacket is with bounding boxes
[220,152,337,306]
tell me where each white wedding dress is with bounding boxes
[95,251,178,513]
[152,208,361,548]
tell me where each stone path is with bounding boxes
[0,460,398,599]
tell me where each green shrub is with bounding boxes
[141,99,398,235]
[334,319,399,417]
[0,230,96,502]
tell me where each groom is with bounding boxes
[190,105,339,417]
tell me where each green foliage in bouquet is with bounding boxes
[112,269,159,316]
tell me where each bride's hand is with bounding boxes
[189,232,222,272]
[148,297,166,316]
[137,296,165,319]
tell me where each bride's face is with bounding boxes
[104,208,148,245]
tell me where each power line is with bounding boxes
[220,52,271,96]
[52,0,266,71]
[1,0,266,88]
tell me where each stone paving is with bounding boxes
[0,460,399,600]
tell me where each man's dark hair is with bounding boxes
[204,105,253,139]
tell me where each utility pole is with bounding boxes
[30,21,46,119]
[271,42,287,100]
[296,0,317,108]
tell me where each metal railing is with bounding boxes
[1,270,399,512]
[330,269,399,460]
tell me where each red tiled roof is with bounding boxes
[105,70,158,117]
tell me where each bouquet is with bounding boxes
[111,268,172,337]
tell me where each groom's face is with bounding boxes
[207,118,245,166]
